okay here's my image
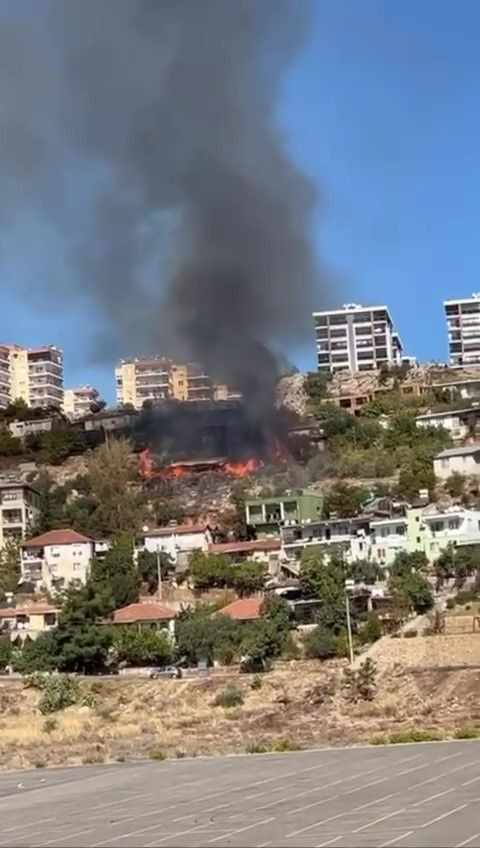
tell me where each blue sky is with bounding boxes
[1,0,479,402]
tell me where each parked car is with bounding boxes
[149,665,182,680]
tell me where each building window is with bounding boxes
[441,459,448,469]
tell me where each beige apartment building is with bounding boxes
[63,385,99,419]
[0,481,41,548]
[0,344,64,409]
[115,357,230,409]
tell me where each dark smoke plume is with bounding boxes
[0,0,327,417]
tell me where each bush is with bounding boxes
[148,748,166,761]
[404,629,418,638]
[446,597,455,610]
[111,627,173,667]
[453,726,480,740]
[250,675,263,690]
[245,741,269,754]
[213,686,244,709]
[0,638,12,669]
[28,673,82,714]
[303,626,337,660]
[343,658,377,702]
[361,613,382,643]
[388,729,441,744]
[456,589,478,605]
[42,717,58,733]
[270,736,301,752]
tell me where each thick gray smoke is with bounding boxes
[0,0,326,417]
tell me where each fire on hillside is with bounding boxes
[135,399,287,481]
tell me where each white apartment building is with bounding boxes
[63,385,99,419]
[416,407,480,441]
[140,524,211,569]
[115,357,230,409]
[313,304,403,373]
[444,293,480,367]
[2,344,64,409]
[421,506,480,561]
[0,481,41,548]
[434,445,480,480]
[370,517,408,567]
[20,528,94,594]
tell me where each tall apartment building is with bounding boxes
[444,293,480,367]
[313,303,403,373]
[63,386,99,419]
[0,344,64,409]
[0,481,41,548]
[115,357,230,409]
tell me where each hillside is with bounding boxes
[0,634,478,771]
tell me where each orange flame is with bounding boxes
[223,458,262,477]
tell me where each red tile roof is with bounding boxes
[209,539,280,555]
[22,529,93,548]
[0,604,58,618]
[113,601,177,623]
[216,596,263,621]
[145,524,207,537]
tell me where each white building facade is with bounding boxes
[313,304,403,374]
[434,445,480,480]
[0,482,41,547]
[21,529,94,594]
[64,386,99,419]
[444,293,480,367]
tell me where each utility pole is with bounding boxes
[156,547,162,601]
[345,578,355,665]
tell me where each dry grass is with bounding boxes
[0,636,478,771]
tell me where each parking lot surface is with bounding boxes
[0,740,478,847]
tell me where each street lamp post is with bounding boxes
[344,578,355,665]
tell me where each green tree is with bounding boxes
[137,549,175,594]
[0,540,21,599]
[388,572,433,614]
[324,483,368,518]
[87,440,143,535]
[90,533,140,610]
[390,550,429,579]
[445,472,466,499]
[53,583,113,673]
[303,626,337,659]
[175,605,218,665]
[299,549,351,634]
[0,637,12,669]
[230,561,266,597]
[347,559,384,585]
[0,426,23,456]
[11,632,58,674]
[188,551,231,591]
[111,627,173,666]
[361,612,382,643]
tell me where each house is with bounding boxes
[216,596,263,621]
[0,481,41,547]
[0,604,58,641]
[370,517,408,567]
[245,489,324,538]
[208,539,281,575]
[281,517,371,564]
[111,601,177,635]
[416,407,480,440]
[433,445,480,480]
[420,506,480,562]
[20,528,94,594]
[8,417,58,439]
[141,524,211,570]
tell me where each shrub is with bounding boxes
[344,658,377,702]
[370,734,387,746]
[270,737,301,752]
[456,589,478,605]
[111,627,173,667]
[0,638,12,669]
[388,729,441,744]
[27,673,82,714]
[245,742,268,754]
[362,613,382,644]
[213,686,244,709]
[453,726,480,740]
[250,675,263,690]
[446,598,455,610]
[148,748,166,761]
[42,717,58,733]
[281,634,301,661]
[404,629,417,638]
[303,626,337,660]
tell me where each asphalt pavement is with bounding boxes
[0,740,478,847]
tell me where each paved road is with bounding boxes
[0,741,478,847]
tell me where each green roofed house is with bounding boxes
[245,489,324,538]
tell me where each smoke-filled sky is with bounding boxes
[2,0,480,400]
[0,0,332,412]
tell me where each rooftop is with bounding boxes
[0,604,58,618]
[143,524,208,538]
[22,529,93,548]
[435,445,480,460]
[216,596,263,621]
[417,407,480,420]
[209,540,281,555]
[0,480,39,493]
[112,601,177,623]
